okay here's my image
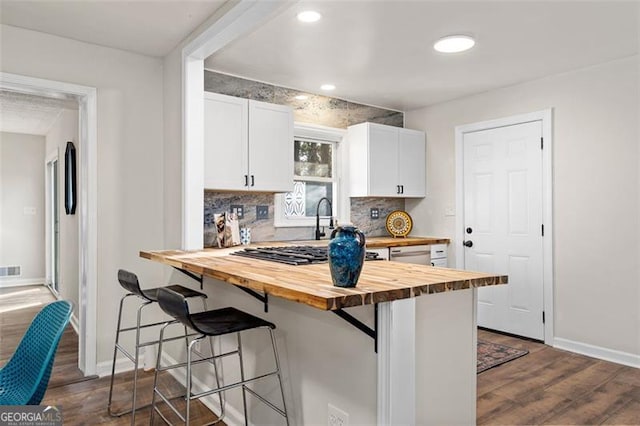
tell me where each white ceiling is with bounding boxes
[0,91,77,136]
[1,1,636,112]
[0,0,227,57]
[206,1,639,111]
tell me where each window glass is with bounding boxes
[294,141,333,178]
[284,181,333,217]
[274,127,343,228]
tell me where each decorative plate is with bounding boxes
[385,210,413,237]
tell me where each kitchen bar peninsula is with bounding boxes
[141,247,507,425]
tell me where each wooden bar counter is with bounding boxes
[140,246,506,311]
[141,241,507,425]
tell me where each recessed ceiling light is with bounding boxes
[320,84,335,91]
[297,10,322,23]
[433,35,476,53]
[295,95,308,100]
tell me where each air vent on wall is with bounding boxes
[0,266,21,277]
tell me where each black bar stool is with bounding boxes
[107,269,214,425]
[151,287,289,425]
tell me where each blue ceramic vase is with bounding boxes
[328,225,366,288]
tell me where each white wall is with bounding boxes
[0,132,46,285]
[45,108,79,308]
[405,56,640,357]
[0,24,165,364]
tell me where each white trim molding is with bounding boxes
[0,278,46,288]
[377,299,416,426]
[182,0,289,250]
[455,109,554,345]
[0,72,98,376]
[554,337,640,369]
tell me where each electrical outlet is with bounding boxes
[256,205,269,220]
[370,208,380,219]
[328,404,349,426]
[230,204,244,219]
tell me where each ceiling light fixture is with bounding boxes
[297,10,322,23]
[295,95,308,100]
[320,84,335,91]
[433,35,476,53]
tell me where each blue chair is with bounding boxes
[0,300,73,405]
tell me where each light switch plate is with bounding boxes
[256,205,269,220]
[370,208,380,219]
[231,204,244,219]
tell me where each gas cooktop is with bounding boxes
[231,245,380,266]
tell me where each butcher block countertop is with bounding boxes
[365,236,449,247]
[140,244,505,311]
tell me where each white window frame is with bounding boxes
[274,123,345,228]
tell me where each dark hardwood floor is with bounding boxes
[477,329,640,425]
[0,285,222,425]
[2,285,639,425]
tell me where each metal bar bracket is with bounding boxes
[173,267,203,289]
[235,286,269,313]
[333,304,378,352]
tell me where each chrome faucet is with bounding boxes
[315,197,334,240]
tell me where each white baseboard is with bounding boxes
[47,286,80,334]
[96,356,135,378]
[160,352,245,426]
[69,313,80,334]
[0,278,45,288]
[554,337,640,368]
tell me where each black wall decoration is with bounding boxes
[64,141,76,215]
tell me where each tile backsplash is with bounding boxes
[203,70,406,247]
[350,198,406,237]
[204,191,405,246]
[204,70,404,129]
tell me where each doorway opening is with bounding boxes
[455,109,554,345]
[0,72,98,375]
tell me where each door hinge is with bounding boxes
[542,311,546,324]
[541,137,544,150]
[541,224,544,236]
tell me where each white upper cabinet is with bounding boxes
[348,122,426,198]
[204,92,294,192]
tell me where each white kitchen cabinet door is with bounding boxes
[368,123,400,197]
[204,92,248,190]
[398,128,426,197]
[348,122,426,198]
[248,100,294,192]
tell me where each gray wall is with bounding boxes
[0,132,46,285]
[405,56,640,358]
[45,108,79,309]
[1,23,165,366]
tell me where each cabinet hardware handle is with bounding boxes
[401,185,404,194]
[251,175,255,187]
[463,240,473,248]
[244,175,249,186]
[396,185,400,194]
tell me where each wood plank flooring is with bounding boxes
[2,285,639,425]
[0,285,222,425]
[477,329,640,425]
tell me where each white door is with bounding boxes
[248,100,294,192]
[204,92,248,190]
[463,121,544,340]
[398,128,426,197]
